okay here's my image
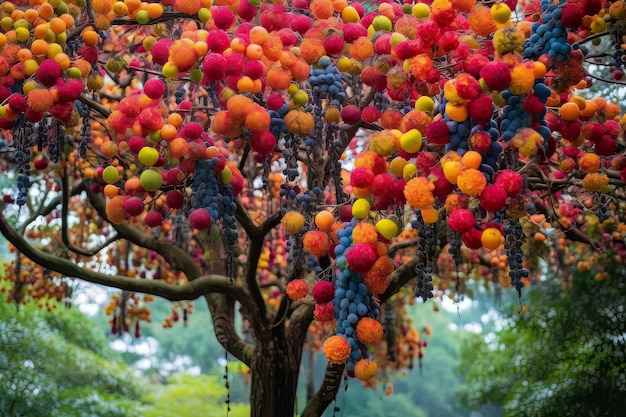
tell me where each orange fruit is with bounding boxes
[461,150,482,169]
[23,8,39,23]
[167,113,183,128]
[81,29,98,46]
[17,48,33,62]
[559,102,580,121]
[37,3,54,19]
[49,17,66,35]
[147,3,163,18]
[160,123,178,141]
[315,210,335,231]
[60,13,74,29]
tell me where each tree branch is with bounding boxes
[206,293,255,365]
[0,210,246,302]
[86,188,204,279]
[379,258,418,305]
[301,363,345,417]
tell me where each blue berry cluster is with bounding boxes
[503,217,529,297]
[309,57,346,103]
[333,222,380,370]
[411,214,435,301]
[523,0,572,64]
[268,104,288,140]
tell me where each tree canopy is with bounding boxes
[459,260,626,416]
[0,0,626,415]
[0,281,143,417]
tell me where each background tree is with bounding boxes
[1,0,626,416]
[0,274,144,417]
[458,251,626,416]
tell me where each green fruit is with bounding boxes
[138,147,159,166]
[102,166,120,184]
[13,18,30,29]
[66,67,82,79]
[292,90,308,106]
[198,8,212,23]
[140,169,163,192]
[55,1,69,15]
[372,15,393,32]
[189,68,203,83]
[220,166,232,184]
[135,10,150,25]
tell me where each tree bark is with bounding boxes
[249,336,301,417]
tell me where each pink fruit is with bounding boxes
[166,190,185,209]
[479,61,511,91]
[150,39,172,66]
[123,196,145,217]
[341,105,362,125]
[144,78,166,99]
[144,211,164,227]
[212,6,236,30]
[244,59,265,80]
[312,281,335,304]
[189,208,212,230]
[203,53,228,82]
[323,34,345,56]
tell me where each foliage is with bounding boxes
[142,373,249,417]
[458,260,626,416]
[0,294,144,417]
[0,0,625,415]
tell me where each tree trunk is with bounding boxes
[249,337,301,417]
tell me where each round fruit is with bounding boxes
[102,166,120,184]
[138,147,159,166]
[481,227,503,249]
[140,168,163,192]
[352,198,371,219]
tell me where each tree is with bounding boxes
[1,0,626,416]
[0,278,144,417]
[458,257,626,417]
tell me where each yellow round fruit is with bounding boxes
[352,198,371,219]
[400,129,423,153]
[481,227,503,250]
[375,218,400,240]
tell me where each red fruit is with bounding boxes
[323,35,345,56]
[373,33,392,55]
[448,208,476,233]
[361,67,387,91]
[343,23,368,43]
[123,196,145,217]
[182,122,204,140]
[346,243,378,273]
[49,102,74,121]
[455,73,482,100]
[612,70,624,81]
[33,157,49,170]
[212,6,236,29]
[339,205,353,222]
[314,303,335,322]
[394,40,422,60]
[56,78,84,103]
[559,119,582,143]
[144,211,164,227]
[312,280,335,304]
[523,95,544,115]
[583,0,602,16]
[604,120,621,139]
[595,135,617,156]
[151,39,173,65]
[249,130,277,156]
[225,53,245,76]
[166,190,185,209]
[361,106,381,123]
[495,169,523,197]
[479,184,508,212]
[128,136,146,154]
[35,59,62,87]
[350,167,375,188]
[462,228,483,249]
[78,45,99,64]
[203,53,228,82]
[290,14,313,34]
[237,0,256,21]
[561,3,584,29]
[468,93,493,125]
[341,105,362,125]
[25,108,44,123]
[469,131,492,153]
[244,59,265,80]
[479,61,511,91]
[189,208,212,230]
[438,31,459,52]
[144,78,166,99]
[371,173,396,197]
[266,93,285,110]
[207,29,230,53]
[425,119,450,146]
[7,94,27,113]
